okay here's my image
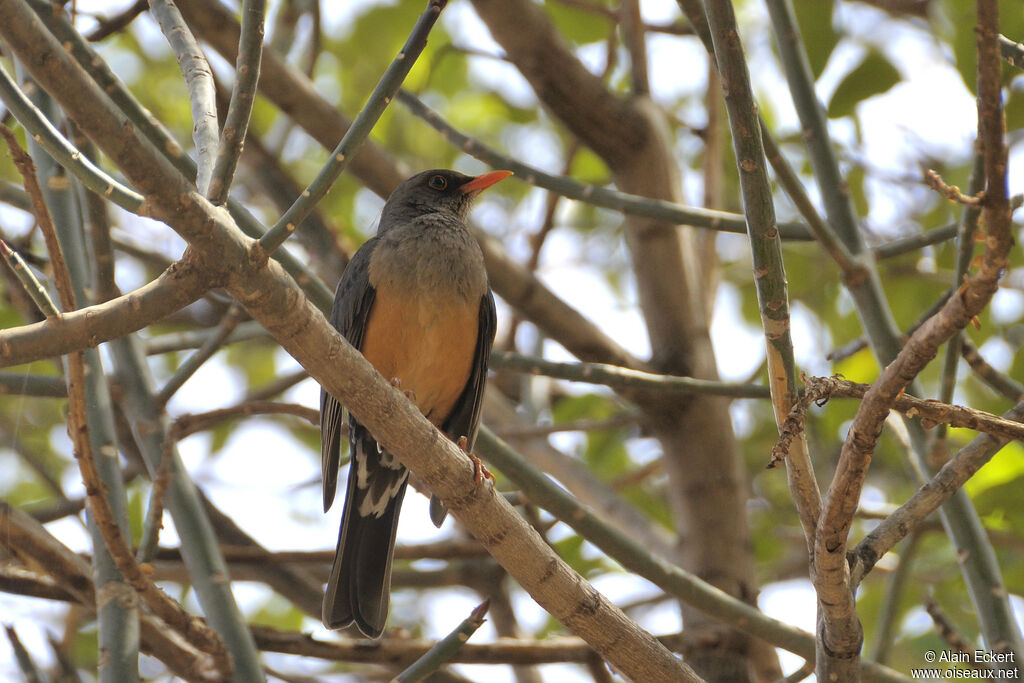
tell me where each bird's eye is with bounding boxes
[427,174,447,191]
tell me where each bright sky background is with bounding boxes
[2,0,1023,681]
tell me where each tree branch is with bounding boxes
[815,0,1019,665]
[491,350,770,398]
[148,0,219,195]
[852,396,1024,584]
[397,89,812,240]
[206,0,264,205]
[703,0,822,550]
[0,2,699,678]
[0,254,216,368]
[258,0,447,254]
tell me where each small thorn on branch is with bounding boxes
[924,168,983,206]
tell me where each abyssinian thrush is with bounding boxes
[320,169,510,637]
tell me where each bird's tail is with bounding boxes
[323,433,408,637]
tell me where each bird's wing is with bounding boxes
[443,289,496,450]
[321,239,378,513]
[431,289,497,525]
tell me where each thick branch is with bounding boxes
[815,0,1016,663]
[703,0,822,549]
[148,0,219,194]
[0,254,216,368]
[853,397,1024,583]
[171,0,642,373]
[0,2,698,678]
[173,0,405,198]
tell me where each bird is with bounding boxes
[319,168,510,638]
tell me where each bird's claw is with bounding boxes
[458,436,493,484]
[390,377,417,402]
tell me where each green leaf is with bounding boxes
[845,164,869,219]
[551,534,610,578]
[792,0,839,80]
[551,392,616,424]
[569,146,610,185]
[965,441,1024,498]
[833,347,880,384]
[827,50,901,119]
[542,0,612,45]
[250,594,306,630]
[944,0,977,93]
[127,485,145,546]
[1005,86,1024,133]
[226,340,278,389]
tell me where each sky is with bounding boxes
[2,0,1023,681]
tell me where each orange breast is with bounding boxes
[361,283,479,426]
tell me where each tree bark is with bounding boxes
[468,1,769,678]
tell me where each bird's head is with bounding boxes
[378,169,513,231]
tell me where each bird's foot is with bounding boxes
[458,436,493,484]
[390,377,417,402]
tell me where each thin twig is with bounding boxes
[155,303,246,405]
[869,532,921,664]
[776,375,1024,447]
[170,401,319,440]
[760,123,862,278]
[924,168,983,206]
[960,334,1024,400]
[151,540,488,566]
[244,367,310,401]
[0,238,58,316]
[396,600,490,681]
[490,350,770,398]
[4,625,46,683]
[0,371,66,397]
[872,222,959,259]
[0,125,75,310]
[149,0,219,195]
[0,63,143,213]
[704,0,822,548]
[777,661,815,683]
[934,151,985,446]
[251,623,693,665]
[136,452,173,564]
[923,595,994,673]
[827,286,954,362]
[145,320,269,355]
[493,413,641,439]
[620,0,648,95]
[258,0,449,254]
[86,0,148,41]
[206,0,265,205]
[851,395,1024,587]
[551,0,691,35]
[397,89,813,239]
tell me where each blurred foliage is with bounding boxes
[0,0,1021,680]
[826,50,901,119]
[793,0,838,79]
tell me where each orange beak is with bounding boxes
[459,170,513,194]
